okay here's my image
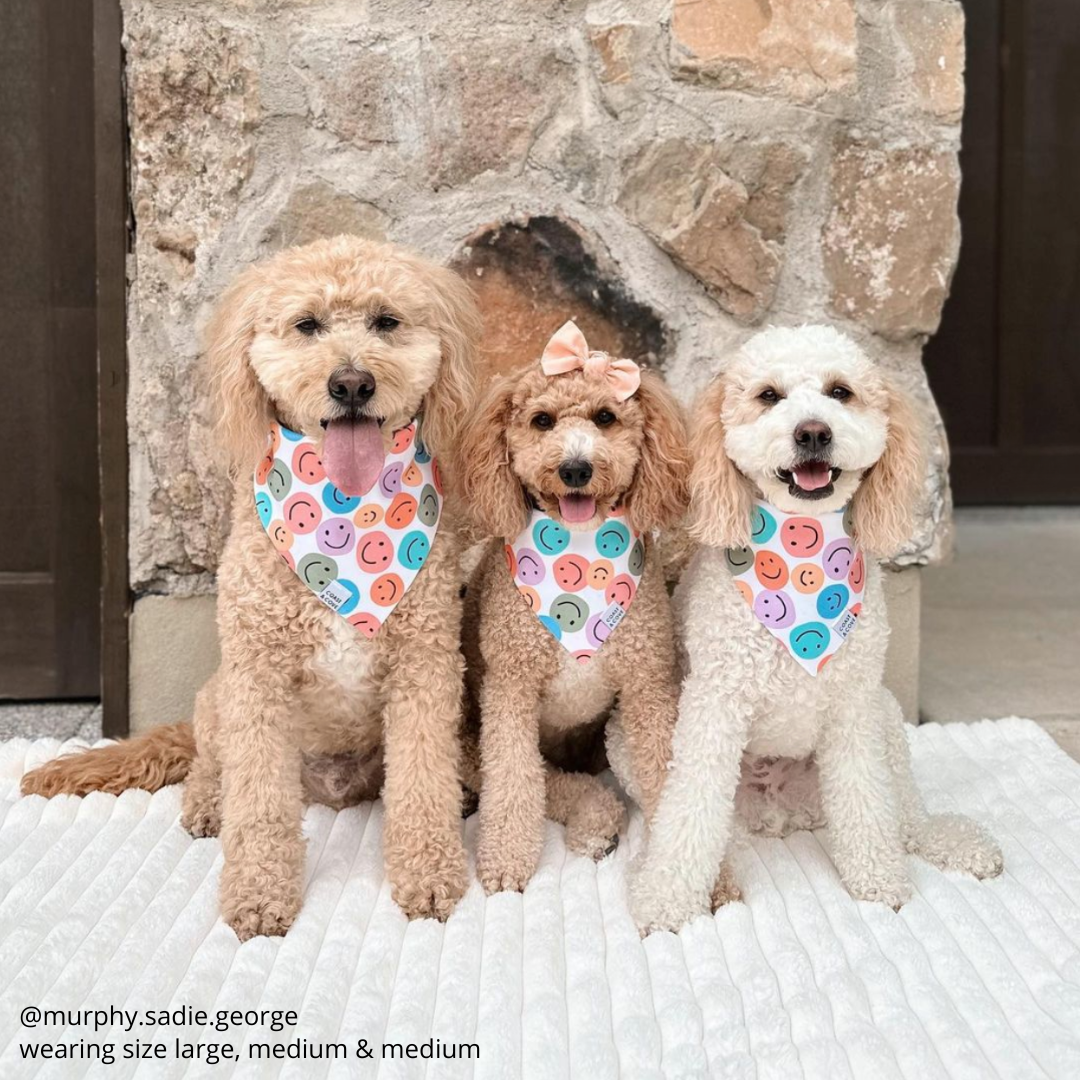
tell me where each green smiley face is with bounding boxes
[549,593,590,632]
[297,553,339,592]
[725,546,754,574]
[267,460,292,500]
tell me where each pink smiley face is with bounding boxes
[292,443,325,484]
[606,574,636,608]
[848,551,866,593]
[356,531,394,573]
[553,554,590,592]
[781,517,825,557]
[284,493,322,534]
[392,424,415,453]
[317,517,356,555]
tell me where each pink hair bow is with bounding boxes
[540,321,641,402]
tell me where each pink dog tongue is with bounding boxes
[322,418,384,496]
[793,462,832,491]
[558,494,596,523]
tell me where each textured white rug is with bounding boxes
[2,719,1079,1079]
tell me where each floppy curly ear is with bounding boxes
[420,265,482,484]
[850,377,926,559]
[458,375,529,539]
[203,265,272,476]
[687,378,754,548]
[623,371,692,533]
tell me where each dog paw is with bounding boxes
[476,854,536,896]
[388,842,467,920]
[916,813,1004,880]
[181,795,221,838]
[565,826,620,862]
[846,877,913,910]
[709,861,742,911]
[222,894,301,942]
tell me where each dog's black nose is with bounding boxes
[794,420,832,453]
[558,459,593,489]
[328,368,376,407]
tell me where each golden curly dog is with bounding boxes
[457,341,691,895]
[21,236,481,939]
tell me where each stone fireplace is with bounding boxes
[123,0,964,726]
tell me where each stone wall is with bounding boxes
[126,0,964,600]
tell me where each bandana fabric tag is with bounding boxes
[506,507,645,662]
[725,500,865,676]
[253,418,442,638]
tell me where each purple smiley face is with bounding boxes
[823,538,854,580]
[316,517,356,556]
[586,614,613,649]
[379,462,404,498]
[515,547,546,586]
[754,589,796,629]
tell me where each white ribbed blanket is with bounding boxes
[2,719,1079,1079]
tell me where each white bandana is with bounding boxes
[253,418,443,638]
[505,507,645,662]
[725,499,865,676]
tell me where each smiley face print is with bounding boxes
[317,517,356,556]
[253,417,443,637]
[508,507,645,660]
[356,531,394,573]
[732,500,866,676]
[781,517,824,558]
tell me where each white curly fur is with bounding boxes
[630,327,1003,934]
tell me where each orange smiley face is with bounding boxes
[370,573,404,606]
[518,585,541,612]
[386,492,418,529]
[754,551,789,590]
[292,443,325,484]
[735,580,754,605]
[392,424,415,453]
[268,426,281,456]
[353,504,385,528]
[848,551,866,593]
[255,450,274,485]
[402,461,423,487]
[792,562,824,593]
[269,520,292,552]
[553,554,590,592]
[587,559,614,589]
[504,544,517,577]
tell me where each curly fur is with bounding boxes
[630,326,1003,934]
[459,363,691,894]
[21,236,482,939]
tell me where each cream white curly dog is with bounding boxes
[630,325,1003,934]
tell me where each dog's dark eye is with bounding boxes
[594,409,617,427]
[830,385,852,402]
[295,317,321,336]
[373,314,400,333]
[532,412,554,430]
[758,388,780,404]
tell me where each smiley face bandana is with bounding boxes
[724,500,865,676]
[506,507,645,661]
[253,418,442,638]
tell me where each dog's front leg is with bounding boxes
[475,667,548,894]
[816,694,911,908]
[380,569,468,921]
[217,664,305,941]
[628,671,751,934]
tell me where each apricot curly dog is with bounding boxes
[21,236,481,939]
[458,323,691,894]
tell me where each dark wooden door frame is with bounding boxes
[94,0,129,737]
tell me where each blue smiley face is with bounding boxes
[539,614,563,640]
[534,518,570,555]
[596,521,631,558]
[399,530,430,570]
[322,482,361,514]
[790,621,831,659]
[750,505,777,544]
[255,491,273,527]
[817,583,850,620]
[279,425,305,442]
